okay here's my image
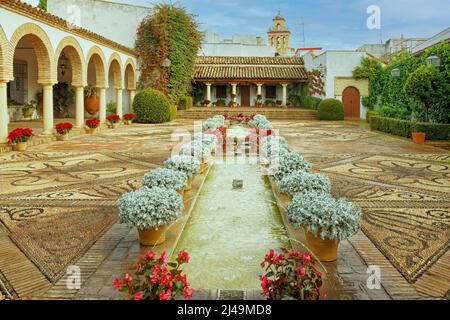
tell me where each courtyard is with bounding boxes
[0,118,448,300]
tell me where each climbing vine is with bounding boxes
[307,69,325,96]
[135,4,202,103]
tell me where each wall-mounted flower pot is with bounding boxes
[305,229,338,262]
[138,225,167,246]
[412,132,426,144]
[13,142,28,152]
[84,96,100,115]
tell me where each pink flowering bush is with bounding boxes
[114,249,194,300]
[259,248,326,300]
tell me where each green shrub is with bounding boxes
[411,122,450,140]
[133,88,173,123]
[215,99,226,106]
[370,116,411,137]
[265,100,275,107]
[178,96,193,110]
[317,98,344,120]
[366,110,379,123]
[300,96,322,110]
[379,103,409,120]
[169,104,177,121]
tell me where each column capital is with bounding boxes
[205,83,212,86]
[281,83,289,87]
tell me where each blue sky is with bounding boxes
[26,0,450,49]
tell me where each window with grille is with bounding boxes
[8,61,28,104]
[265,85,276,99]
[216,85,227,99]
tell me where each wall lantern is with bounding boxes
[426,54,441,69]
[391,68,401,77]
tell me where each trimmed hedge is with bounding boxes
[370,116,450,140]
[178,96,193,110]
[366,110,379,123]
[318,98,344,120]
[300,95,322,110]
[169,104,177,121]
[133,88,172,123]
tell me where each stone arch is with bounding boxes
[0,26,12,82]
[124,58,136,90]
[9,23,56,84]
[107,53,123,89]
[54,36,87,87]
[86,46,107,88]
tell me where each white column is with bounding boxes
[99,87,106,124]
[129,90,136,113]
[0,82,8,143]
[42,84,54,135]
[75,86,84,128]
[116,89,123,118]
[281,84,288,107]
[256,84,263,96]
[205,83,211,106]
[231,84,237,103]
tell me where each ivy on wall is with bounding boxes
[135,4,202,103]
[307,69,325,96]
[353,42,450,124]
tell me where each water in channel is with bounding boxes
[174,157,290,290]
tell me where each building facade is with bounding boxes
[302,50,371,119]
[0,0,138,143]
[193,56,308,107]
[267,12,292,55]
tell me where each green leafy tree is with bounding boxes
[38,0,47,11]
[353,57,384,109]
[135,4,202,103]
[403,65,439,122]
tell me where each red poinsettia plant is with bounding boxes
[86,118,100,129]
[55,123,73,135]
[114,249,194,301]
[276,100,283,106]
[8,128,33,144]
[259,248,326,300]
[107,114,121,124]
[123,113,137,121]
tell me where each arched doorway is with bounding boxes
[86,46,107,122]
[107,55,123,117]
[342,86,360,118]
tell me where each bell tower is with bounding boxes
[268,11,291,54]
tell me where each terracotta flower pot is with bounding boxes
[278,192,292,204]
[57,133,69,141]
[177,188,185,197]
[123,120,132,125]
[305,229,338,262]
[23,108,34,118]
[138,225,167,246]
[199,162,209,174]
[412,132,426,144]
[84,96,100,115]
[86,127,98,134]
[185,175,193,191]
[13,141,28,151]
[110,123,119,129]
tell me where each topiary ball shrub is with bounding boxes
[318,98,344,120]
[133,88,172,123]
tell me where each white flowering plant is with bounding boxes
[278,171,331,196]
[192,133,218,151]
[252,115,274,130]
[142,168,187,191]
[118,186,184,229]
[260,135,289,158]
[287,191,361,241]
[271,151,312,182]
[179,140,211,159]
[164,155,200,176]
[202,115,225,131]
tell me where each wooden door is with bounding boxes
[342,87,360,118]
[240,86,250,106]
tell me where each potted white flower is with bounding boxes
[287,191,361,262]
[278,171,331,200]
[270,151,312,182]
[164,155,200,190]
[142,168,187,196]
[179,141,211,174]
[117,187,184,246]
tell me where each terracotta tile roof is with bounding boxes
[0,0,137,56]
[194,56,308,81]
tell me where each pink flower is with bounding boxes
[260,262,265,268]
[122,273,132,283]
[183,287,194,299]
[113,278,122,290]
[134,291,144,300]
[302,253,312,263]
[145,249,155,260]
[323,292,329,300]
[300,266,306,275]
[178,250,190,263]
[159,251,167,262]
[159,289,172,300]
